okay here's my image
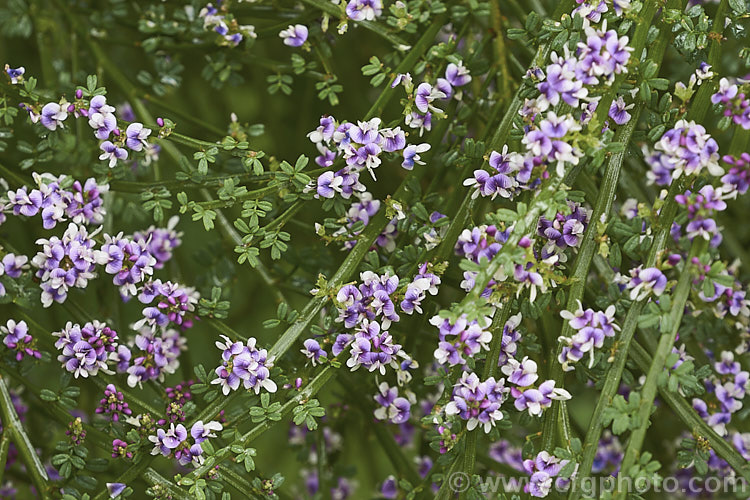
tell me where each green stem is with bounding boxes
[568,177,688,500]
[0,375,51,500]
[0,431,10,485]
[542,107,644,451]
[614,240,706,498]
[541,0,680,446]
[569,1,727,493]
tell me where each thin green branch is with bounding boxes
[0,375,51,500]
[614,240,706,498]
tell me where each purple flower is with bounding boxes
[1,253,28,278]
[373,382,413,424]
[381,476,398,499]
[7,187,43,217]
[380,127,406,152]
[445,62,472,87]
[301,338,327,366]
[502,356,540,387]
[625,266,667,300]
[644,149,675,186]
[40,102,68,130]
[509,380,571,416]
[608,96,633,125]
[99,141,128,168]
[106,483,127,498]
[5,64,24,84]
[414,83,446,114]
[88,111,117,140]
[402,143,430,170]
[279,24,308,47]
[346,0,383,21]
[125,122,152,151]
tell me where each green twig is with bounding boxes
[0,375,51,500]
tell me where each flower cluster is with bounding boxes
[466,111,583,198]
[149,420,223,467]
[523,451,570,498]
[132,216,182,269]
[211,335,277,395]
[101,233,157,295]
[308,115,429,185]
[117,328,184,387]
[134,279,199,331]
[373,382,414,424]
[502,357,572,416]
[339,319,408,375]
[537,202,591,259]
[335,271,402,329]
[693,351,750,437]
[400,263,441,315]
[445,372,506,432]
[430,314,492,366]
[3,173,108,229]
[198,3,256,46]
[674,185,727,244]
[31,223,105,307]
[95,384,132,422]
[0,253,28,297]
[333,192,398,252]
[654,120,721,179]
[463,147,527,200]
[27,90,155,169]
[0,319,41,361]
[53,320,118,378]
[558,302,620,371]
[711,78,750,130]
[161,380,194,425]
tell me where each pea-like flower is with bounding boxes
[279,24,308,47]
